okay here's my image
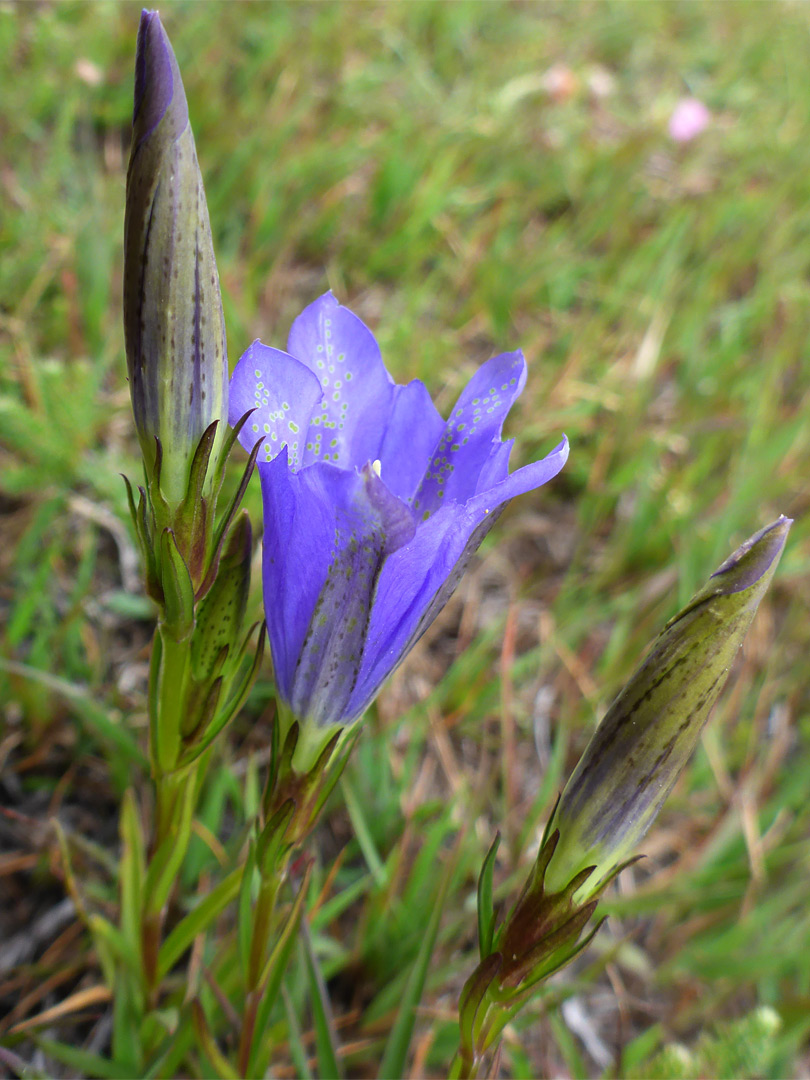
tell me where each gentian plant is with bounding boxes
[38,10,792,1078]
[115,10,263,1049]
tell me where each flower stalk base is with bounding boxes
[454,829,631,1079]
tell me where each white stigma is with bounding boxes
[372,459,382,478]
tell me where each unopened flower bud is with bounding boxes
[546,515,791,893]
[124,9,227,507]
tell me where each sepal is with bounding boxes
[255,798,296,881]
[122,473,162,602]
[191,511,252,681]
[197,422,261,600]
[159,528,195,640]
[177,622,266,770]
[262,720,356,848]
[175,419,219,584]
[209,408,256,506]
[484,828,611,1000]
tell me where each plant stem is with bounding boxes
[140,620,202,1009]
[237,875,281,1074]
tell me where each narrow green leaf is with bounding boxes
[303,927,342,1080]
[111,971,144,1071]
[87,913,140,974]
[120,789,146,963]
[282,982,314,1080]
[142,1012,196,1079]
[35,1039,134,1080]
[458,953,503,1062]
[199,433,261,597]
[311,874,372,931]
[377,854,456,1080]
[238,841,258,980]
[143,773,196,917]
[192,999,239,1079]
[178,622,265,770]
[247,866,313,1079]
[0,659,146,771]
[243,753,261,821]
[257,866,313,995]
[341,772,387,886]
[190,511,251,682]
[210,408,253,501]
[157,866,242,981]
[122,472,145,551]
[177,420,218,551]
[477,832,501,961]
[549,1009,589,1080]
[152,628,192,774]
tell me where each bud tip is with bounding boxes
[133,8,187,143]
[710,515,792,594]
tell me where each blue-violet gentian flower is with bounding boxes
[229,293,568,764]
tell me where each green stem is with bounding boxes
[142,767,199,1006]
[237,875,281,1074]
[140,621,201,1009]
[238,990,262,1078]
[151,627,191,774]
[449,1049,478,1080]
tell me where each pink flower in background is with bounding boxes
[668,97,711,142]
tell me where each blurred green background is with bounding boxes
[1,2,809,1076]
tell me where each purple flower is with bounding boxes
[230,293,567,752]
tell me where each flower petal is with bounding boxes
[377,379,446,503]
[474,434,569,505]
[349,435,568,714]
[287,292,396,470]
[412,350,528,519]
[260,454,414,725]
[229,340,323,470]
[475,439,514,494]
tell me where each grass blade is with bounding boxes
[157,866,242,981]
[282,982,314,1080]
[377,851,456,1080]
[302,923,342,1080]
[35,1039,133,1080]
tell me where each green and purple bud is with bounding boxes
[453,517,791,1080]
[545,515,792,894]
[124,9,227,508]
[123,11,265,784]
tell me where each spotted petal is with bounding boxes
[412,351,528,519]
[288,293,396,470]
[229,340,323,470]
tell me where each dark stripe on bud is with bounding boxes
[546,516,791,893]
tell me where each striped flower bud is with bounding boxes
[123,9,227,507]
[545,515,792,894]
